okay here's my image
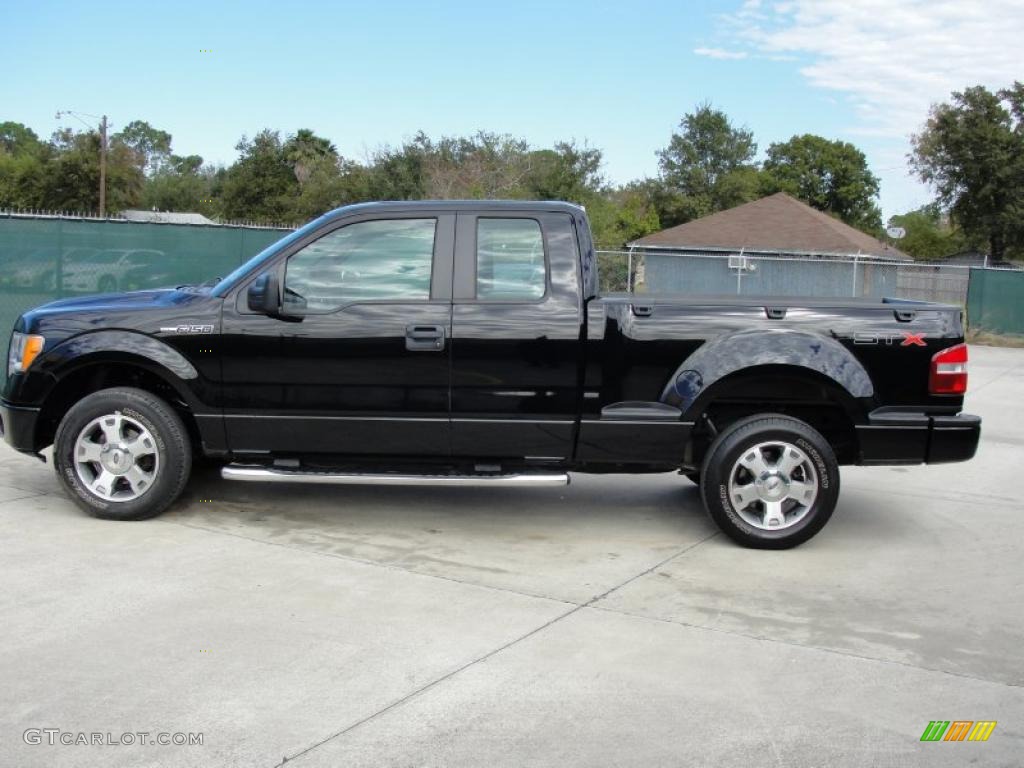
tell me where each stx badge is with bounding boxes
[853,331,927,346]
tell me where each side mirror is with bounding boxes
[247,271,281,315]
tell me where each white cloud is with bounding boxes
[712,0,1024,213]
[694,46,749,60]
[724,0,1024,139]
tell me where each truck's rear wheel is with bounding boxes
[699,414,839,549]
[53,387,191,520]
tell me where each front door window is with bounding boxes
[284,218,437,311]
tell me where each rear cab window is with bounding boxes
[476,218,546,300]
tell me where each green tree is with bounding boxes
[910,83,1024,261]
[526,141,604,203]
[422,132,532,198]
[586,182,661,248]
[280,129,364,220]
[656,104,759,226]
[0,121,51,208]
[39,128,143,212]
[0,121,47,156]
[886,205,968,260]
[113,120,173,176]
[219,130,298,221]
[140,155,217,214]
[290,158,373,222]
[366,131,542,201]
[170,154,204,175]
[282,129,338,185]
[762,134,881,231]
[366,134,429,200]
[0,153,47,208]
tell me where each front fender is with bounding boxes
[55,331,198,380]
[660,329,873,413]
[10,331,200,407]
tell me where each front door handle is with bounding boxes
[405,324,446,351]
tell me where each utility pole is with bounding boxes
[99,115,108,217]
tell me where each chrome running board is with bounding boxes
[221,465,570,487]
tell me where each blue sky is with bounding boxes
[4,0,1021,218]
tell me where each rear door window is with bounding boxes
[475,218,546,300]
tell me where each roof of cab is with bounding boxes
[323,199,585,219]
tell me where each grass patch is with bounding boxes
[966,328,1024,348]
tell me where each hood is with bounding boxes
[15,288,220,337]
[32,289,180,314]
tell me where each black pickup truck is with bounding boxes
[1,201,980,547]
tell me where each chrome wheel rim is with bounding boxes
[727,440,818,531]
[74,413,160,501]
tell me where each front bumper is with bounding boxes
[856,410,981,465]
[0,399,41,454]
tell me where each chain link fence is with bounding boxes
[597,248,1024,336]
[598,249,981,303]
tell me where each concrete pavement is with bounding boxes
[1,345,1022,767]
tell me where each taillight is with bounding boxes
[929,343,968,395]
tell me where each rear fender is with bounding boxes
[660,329,873,416]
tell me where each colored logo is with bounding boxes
[900,332,926,347]
[920,721,997,742]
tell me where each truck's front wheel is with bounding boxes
[53,387,191,520]
[699,414,839,549]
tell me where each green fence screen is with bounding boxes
[0,215,292,333]
[967,268,1024,336]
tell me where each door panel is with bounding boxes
[450,212,582,459]
[220,214,454,456]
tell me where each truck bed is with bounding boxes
[597,292,960,311]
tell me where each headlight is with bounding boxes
[7,332,45,378]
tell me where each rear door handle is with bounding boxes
[405,324,446,351]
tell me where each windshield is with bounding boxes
[212,214,330,296]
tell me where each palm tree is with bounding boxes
[283,129,338,185]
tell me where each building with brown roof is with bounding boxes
[631,192,909,261]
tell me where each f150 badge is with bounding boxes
[159,324,214,334]
[853,331,926,346]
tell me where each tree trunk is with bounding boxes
[989,231,1005,263]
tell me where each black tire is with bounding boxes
[699,414,839,549]
[683,471,701,485]
[53,387,192,520]
[98,275,117,293]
